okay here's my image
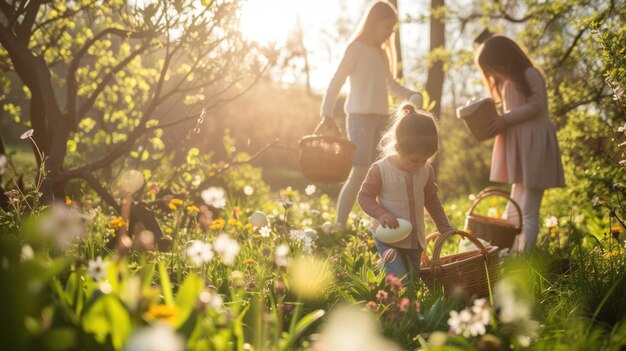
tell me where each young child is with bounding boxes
[475,35,565,252]
[357,103,454,283]
[319,1,422,229]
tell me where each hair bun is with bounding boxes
[401,103,416,114]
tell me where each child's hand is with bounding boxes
[378,214,399,229]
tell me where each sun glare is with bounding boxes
[239,0,297,45]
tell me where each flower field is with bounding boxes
[2,156,626,351]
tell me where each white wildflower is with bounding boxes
[123,324,184,351]
[192,174,202,187]
[87,256,109,281]
[318,305,402,351]
[487,207,498,218]
[289,229,314,254]
[471,298,491,325]
[243,185,254,196]
[201,187,226,208]
[259,226,272,238]
[494,280,537,338]
[199,290,223,311]
[305,184,316,196]
[39,202,89,249]
[186,240,214,267]
[469,194,476,201]
[447,298,491,337]
[213,233,240,265]
[544,216,558,228]
[274,244,289,266]
[20,129,34,139]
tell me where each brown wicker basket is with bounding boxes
[421,230,500,298]
[465,188,522,250]
[298,118,355,183]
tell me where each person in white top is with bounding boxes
[318,1,423,229]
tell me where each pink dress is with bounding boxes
[490,67,565,189]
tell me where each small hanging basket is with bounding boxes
[421,230,500,298]
[465,188,522,250]
[298,118,355,183]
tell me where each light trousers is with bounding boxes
[506,183,545,252]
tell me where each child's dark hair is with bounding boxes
[475,35,537,103]
[379,103,439,159]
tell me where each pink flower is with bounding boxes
[376,290,389,303]
[365,301,379,312]
[398,297,410,312]
[385,274,403,292]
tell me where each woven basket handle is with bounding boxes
[420,232,442,266]
[431,229,488,267]
[468,189,522,229]
[313,116,342,137]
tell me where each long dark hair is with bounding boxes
[475,35,537,103]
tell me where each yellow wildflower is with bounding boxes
[108,216,126,230]
[604,249,624,260]
[168,198,184,210]
[243,258,257,265]
[65,196,73,206]
[228,218,243,229]
[610,226,624,235]
[145,304,179,326]
[187,205,200,214]
[281,186,295,198]
[209,218,225,231]
[245,223,254,235]
[164,227,173,234]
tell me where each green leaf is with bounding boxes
[174,273,203,328]
[158,261,174,305]
[82,295,131,349]
[292,309,325,340]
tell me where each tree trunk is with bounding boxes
[390,0,404,79]
[425,0,445,173]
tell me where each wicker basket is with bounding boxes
[421,230,500,298]
[299,118,355,183]
[465,188,522,250]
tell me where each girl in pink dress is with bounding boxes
[475,35,565,252]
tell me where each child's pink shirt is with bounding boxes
[357,156,454,250]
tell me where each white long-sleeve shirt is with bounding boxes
[321,40,417,117]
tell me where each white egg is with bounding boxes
[374,218,412,244]
[249,211,268,228]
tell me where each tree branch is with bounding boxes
[67,27,154,126]
[16,0,41,44]
[82,172,120,211]
[76,40,153,122]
